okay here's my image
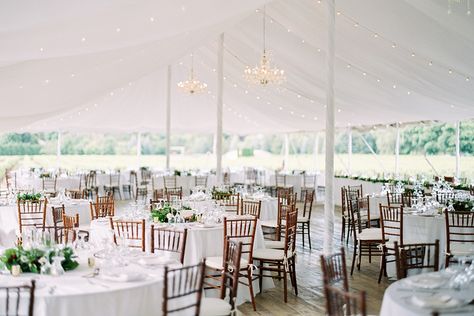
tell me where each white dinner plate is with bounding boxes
[403,273,448,289]
[410,294,469,309]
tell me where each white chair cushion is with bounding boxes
[200,297,232,316]
[205,256,249,270]
[358,228,382,241]
[260,220,278,228]
[253,248,287,261]
[450,243,474,256]
[264,240,285,249]
[297,216,310,223]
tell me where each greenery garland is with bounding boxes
[0,246,79,273]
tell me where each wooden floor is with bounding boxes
[237,201,391,316]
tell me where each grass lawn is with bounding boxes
[1,153,472,179]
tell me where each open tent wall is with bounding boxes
[1,0,474,134]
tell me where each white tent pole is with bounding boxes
[136,132,142,169]
[216,33,224,185]
[324,0,336,255]
[314,132,319,172]
[284,133,290,171]
[347,127,352,175]
[395,123,400,177]
[455,121,460,179]
[56,130,61,171]
[166,65,171,170]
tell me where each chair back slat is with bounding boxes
[239,199,261,218]
[320,247,349,291]
[150,226,188,264]
[284,210,298,257]
[379,205,403,245]
[220,239,242,310]
[302,189,315,219]
[324,285,367,316]
[17,199,47,234]
[110,218,146,251]
[224,217,257,263]
[0,280,36,316]
[395,240,439,279]
[220,193,240,213]
[163,176,177,189]
[163,261,205,316]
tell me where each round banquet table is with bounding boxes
[380,271,474,316]
[0,199,91,248]
[89,218,274,304]
[0,254,189,316]
[386,212,446,278]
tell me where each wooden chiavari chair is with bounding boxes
[275,171,287,188]
[254,210,298,304]
[89,196,114,220]
[301,173,316,202]
[130,170,147,200]
[0,280,36,316]
[349,198,383,276]
[104,171,121,200]
[65,189,85,199]
[194,175,208,187]
[140,168,152,186]
[378,204,404,283]
[394,240,439,279]
[42,175,57,196]
[109,218,145,252]
[83,170,98,199]
[62,211,79,244]
[223,171,231,186]
[324,285,367,316]
[347,184,363,199]
[163,260,206,316]
[276,186,294,198]
[220,193,240,213]
[320,247,349,291]
[163,175,177,189]
[17,198,47,234]
[244,167,257,185]
[436,192,455,205]
[341,187,352,243]
[238,199,262,218]
[298,189,314,249]
[387,192,404,207]
[152,189,165,201]
[165,187,183,201]
[205,217,258,310]
[200,240,242,316]
[445,210,474,267]
[150,226,188,264]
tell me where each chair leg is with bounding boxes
[291,258,298,296]
[283,266,288,303]
[246,269,257,311]
[378,249,385,283]
[258,261,263,294]
[341,217,345,241]
[301,224,305,248]
[346,222,351,244]
[350,243,357,275]
[357,242,362,271]
[307,223,312,250]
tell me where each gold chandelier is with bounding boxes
[244,6,285,86]
[178,54,207,94]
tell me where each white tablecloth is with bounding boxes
[380,272,474,316]
[0,254,186,316]
[0,200,91,247]
[89,218,273,304]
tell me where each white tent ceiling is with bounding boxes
[1,0,473,134]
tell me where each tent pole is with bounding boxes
[216,33,224,185]
[56,130,61,171]
[455,121,460,179]
[284,133,290,171]
[324,0,336,255]
[347,127,352,175]
[166,65,171,170]
[136,132,142,169]
[395,123,400,177]
[314,132,319,172]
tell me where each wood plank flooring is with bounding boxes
[237,202,391,316]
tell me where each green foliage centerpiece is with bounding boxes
[1,246,79,274]
[151,203,195,223]
[17,192,42,201]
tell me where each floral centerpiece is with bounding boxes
[451,199,474,212]
[151,203,195,223]
[0,246,79,273]
[17,193,42,201]
[211,186,233,200]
